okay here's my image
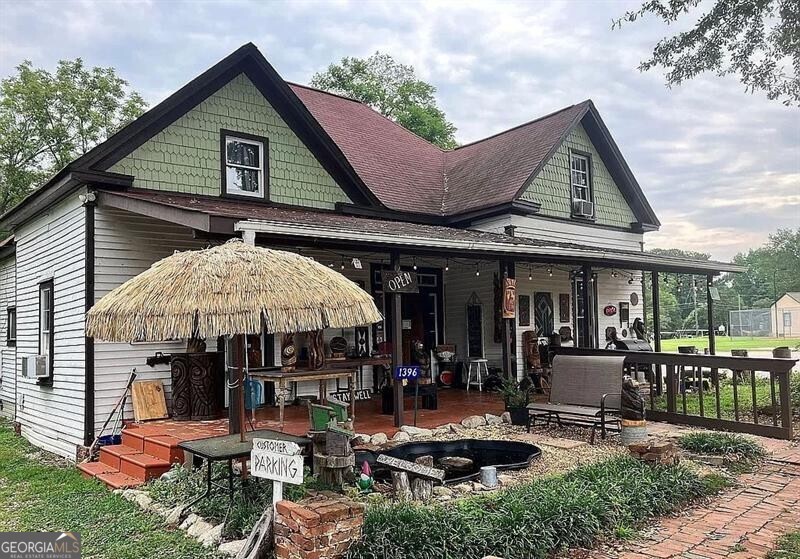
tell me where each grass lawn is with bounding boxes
[659,336,800,353]
[0,420,220,559]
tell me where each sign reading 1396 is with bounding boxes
[393,365,421,380]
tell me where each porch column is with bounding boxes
[390,250,404,427]
[651,271,662,352]
[499,258,516,379]
[580,265,593,348]
[706,273,716,355]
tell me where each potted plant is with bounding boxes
[500,378,531,426]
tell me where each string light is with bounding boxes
[547,266,553,277]
[340,257,345,270]
[528,265,532,281]
[444,259,449,272]
[475,263,480,277]
[412,257,418,271]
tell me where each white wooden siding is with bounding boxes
[0,255,16,419]
[93,207,207,428]
[470,214,645,252]
[595,270,645,339]
[14,193,86,459]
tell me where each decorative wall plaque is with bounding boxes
[502,277,517,319]
[558,293,570,323]
[518,294,531,326]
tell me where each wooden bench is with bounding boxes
[527,354,624,443]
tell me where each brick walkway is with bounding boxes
[579,443,800,559]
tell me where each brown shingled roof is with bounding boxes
[289,83,589,217]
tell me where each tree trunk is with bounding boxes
[391,471,412,501]
[411,455,434,502]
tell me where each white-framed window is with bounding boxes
[223,132,266,198]
[784,312,792,328]
[39,280,54,378]
[570,153,591,202]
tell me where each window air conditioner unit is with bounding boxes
[573,200,594,217]
[22,355,48,378]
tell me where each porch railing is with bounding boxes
[552,348,797,440]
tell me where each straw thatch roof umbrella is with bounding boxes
[87,239,382,438]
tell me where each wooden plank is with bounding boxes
[377,454,445,481]
[131,380,168,421]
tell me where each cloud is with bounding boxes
[1,0,797,261]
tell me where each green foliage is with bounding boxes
[311,52,457,149]
[0,58,147,214]
[731,228,800,309]
[499,377,530,408]
[677,431,765,460]
[615,0,799,106]
[767,530,800,558]
[0,420,219,559]
[347,456,723,559]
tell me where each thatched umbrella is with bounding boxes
[87,239,382,439]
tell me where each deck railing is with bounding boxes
[552,348,797,440]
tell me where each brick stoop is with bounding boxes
[79,424,187,489]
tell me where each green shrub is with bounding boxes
[347,456,723,559]
[767,530,800,558]
[677,431,765,460]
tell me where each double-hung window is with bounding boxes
[6,307,15,347]
[570,153,590,202]
[39,281,54,378]
[222,131,267,198]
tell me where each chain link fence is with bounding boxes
[728,308,772,337]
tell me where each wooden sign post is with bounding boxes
[251,438,304,509]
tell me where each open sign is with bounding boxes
[393,365,421,380]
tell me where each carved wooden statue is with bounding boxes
[307,329,325,370]
[281,333,296,372]
[621,376,646,421]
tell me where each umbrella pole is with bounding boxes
[237,334,247,443]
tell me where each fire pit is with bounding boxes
[356,439,541,485]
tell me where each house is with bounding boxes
[771,293,800,338]
[0,43,744,460]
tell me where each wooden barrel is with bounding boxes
[620,419,647,446]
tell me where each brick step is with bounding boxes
[143,435,184,464]
[77,461,118,480]
[99,444,141,470]
[119,452,171,481]
[96,471,144,489]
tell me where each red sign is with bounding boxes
[603,305,617,316]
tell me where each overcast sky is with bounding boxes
[1,0,798,260]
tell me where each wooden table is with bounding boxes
[250,368,357,430]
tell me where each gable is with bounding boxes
[519,122,637,228]
[110,73,351,209]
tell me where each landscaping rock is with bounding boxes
[540,438,587,450]
[433,486,454,497]
[164,504,188,527]
[198,523,224,547]
[452,483,473,494]
[438,456,474,472]
[500,411,512,424]
[218,539,246,557]
[432,425,451,436]
[687,453,725,466]
[392,431,411,442]
[187,517,215,538]
[179,513,199,531]
[134,492,153,511]
[461,415,487,429]
[485,413,503,426]
[370,432,389,445]
[449,422,466,435]
[352,433,372,445]
[400,425,433,437]
[122,489,142,502]
[498,474,514,486]
[159,469,178,482]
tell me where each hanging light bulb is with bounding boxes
[412,257,417,271]
[340,257,345,270]
[444,259,449,272]
[528,265,532,281]
[547,266,553,277]
[328,262,334,268]
[475,263,480,277]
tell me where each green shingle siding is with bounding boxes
[111,73,351,209]
[520,123,637,228]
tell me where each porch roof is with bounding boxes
[97,189,745,274]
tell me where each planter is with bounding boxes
[506,406,529,426]
[620,419,647,445]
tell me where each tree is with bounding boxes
[730,228,800,307]
[0,59,147,215]
[615,0,799,106]
[311,52,458,148]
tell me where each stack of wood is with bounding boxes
[628,440,679,466]
[378,454,445,503]
[311,423,356,487]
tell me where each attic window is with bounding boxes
[221,130,268,199]
[570,151,594,218]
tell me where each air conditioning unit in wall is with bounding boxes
[21,355,48,378]
[573,200,594,218]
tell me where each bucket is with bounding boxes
[620,419,647,446]
[97,434,122,447]
[480,466,498,488]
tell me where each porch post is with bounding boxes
[580,265,593,348]
[651,271,662,352]
[390,250,404,427]
[499,258,516,379]
[707,273,716,355]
